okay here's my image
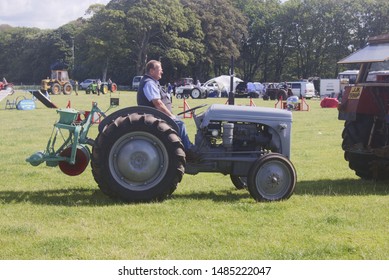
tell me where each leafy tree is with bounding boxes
[76,4,128,82]
[280,0,357,80]
[350,0,389,49]
[108,0,204,83]
[238,0,285,82]
[0,26,50,83]
[182,0,248,79]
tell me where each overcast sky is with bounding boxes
[0,0,110,29]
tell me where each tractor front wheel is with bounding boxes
[91,113,185,202]
[247,154,296,201]
[51,83,61,95]
[101,84,108,94]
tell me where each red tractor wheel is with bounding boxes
[111,83,117,92]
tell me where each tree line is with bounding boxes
[0,0,388,85]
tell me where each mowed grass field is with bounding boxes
[0,89,388,260]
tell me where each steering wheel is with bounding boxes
[177,104,207,116]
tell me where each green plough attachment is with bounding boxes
[26,102,105,176]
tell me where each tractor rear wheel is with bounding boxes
[247,153,296,201]
[91,113,185,202]
[341,119,389,180]
[191,88,202,99]
[63,83,73,95]
[230,175,247,190]
[110,83,117,92]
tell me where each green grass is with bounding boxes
[0,90,388,260]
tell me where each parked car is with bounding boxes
[235,81,261,98]
[132,76,143,90]
[235,81,247,97]
[79,79,96,90]
[203,81,221,97]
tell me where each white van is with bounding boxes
[287,81,315,99]
[320,79,341,98]
[132,76,143,90]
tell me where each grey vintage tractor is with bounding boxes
[27,101,296,202]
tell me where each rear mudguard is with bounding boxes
[98,106,179,133]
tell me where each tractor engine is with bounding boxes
[232,123,272,150]
[202,121,272,151]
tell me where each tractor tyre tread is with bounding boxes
[91,113,185,202]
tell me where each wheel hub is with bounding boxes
[255,162,289,196]
[269,174,280,185]
[115,139,163,183]
[263,172,283,193]
[130,151,148,169]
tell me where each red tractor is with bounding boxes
[338,33,389,179]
